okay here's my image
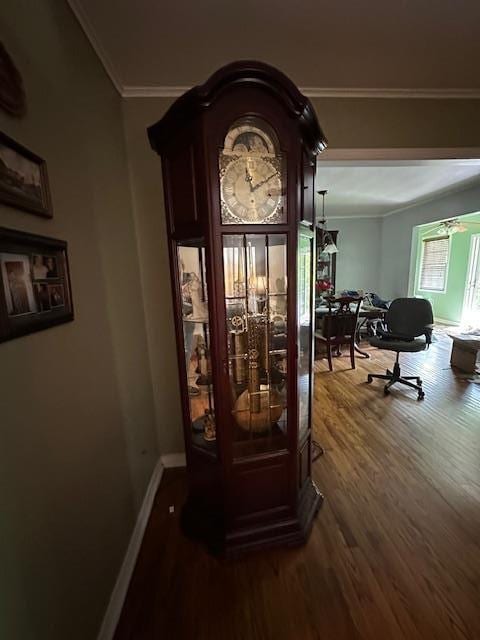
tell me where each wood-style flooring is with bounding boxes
[114,331,480,640]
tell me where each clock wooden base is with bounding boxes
[180,480,323,557]
[225,479,323,557]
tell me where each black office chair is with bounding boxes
[367,298,433,400]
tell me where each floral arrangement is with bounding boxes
[316,278,332,294]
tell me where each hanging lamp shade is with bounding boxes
[317,189,338,254]
[322,238,338,254]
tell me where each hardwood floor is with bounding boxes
[114,332,480,640]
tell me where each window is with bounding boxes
[419,236,449,292]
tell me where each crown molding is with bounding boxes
[301,87,480,99]
[320,158,480,221]
[121,85,480,99]
[67,0,123,94]
[318,148,480,162]
[328,214,384,220]
[67,0,480,100]
[330,178,480,222]
[381,176,480,219]
[122,85,190,98]
[66,2,480,101]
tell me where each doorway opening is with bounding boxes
[462,233,480,330]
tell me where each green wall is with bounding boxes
[414,212,480,323]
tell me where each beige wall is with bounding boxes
[121,98,185,454]
[311,97,480,148]
[0,1,159,639]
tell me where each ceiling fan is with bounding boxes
[422,218,480,236]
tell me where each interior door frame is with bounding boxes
[317,148,480,303]
[461,233,480,326]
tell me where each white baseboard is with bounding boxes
[161,452,186,468]
[97,457,164,640]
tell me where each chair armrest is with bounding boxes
[376,327,414,342]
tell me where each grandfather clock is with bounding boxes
[148,61,327,554]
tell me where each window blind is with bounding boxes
[420,236,449,291]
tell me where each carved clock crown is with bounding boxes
[148,60,327,156]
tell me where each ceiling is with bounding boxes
[66,2,480,219]
[316,161,480,218]
[68,0,480,94]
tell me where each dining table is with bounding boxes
[315,303,387,358]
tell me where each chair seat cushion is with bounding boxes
[368,336,427,352]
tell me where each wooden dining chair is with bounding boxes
[315,296,362,371]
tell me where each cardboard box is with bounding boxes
[450,336,480,373]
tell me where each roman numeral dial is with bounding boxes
[221,156,282,223]
[219,121,286,225]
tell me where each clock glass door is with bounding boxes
[177,240,216,454]
[298,232,314,442]
[219,117,286,225]
[223,233,288,457]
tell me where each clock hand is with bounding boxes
[252,173,278,191]
[245,167,254,192]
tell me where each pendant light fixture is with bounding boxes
[317,189,338,254]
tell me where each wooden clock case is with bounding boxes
[148,61,327,555]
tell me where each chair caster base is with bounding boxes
[367,361,425,400]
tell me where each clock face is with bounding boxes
[219,121,285,224]
[221,156,282,223]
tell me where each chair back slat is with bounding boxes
[322,296,362,340]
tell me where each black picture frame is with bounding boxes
[0,131,53,218]
[0,227,73,343]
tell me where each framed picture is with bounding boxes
[0,43,26,117]
[0,131,52,217]
[0,227,73,342]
